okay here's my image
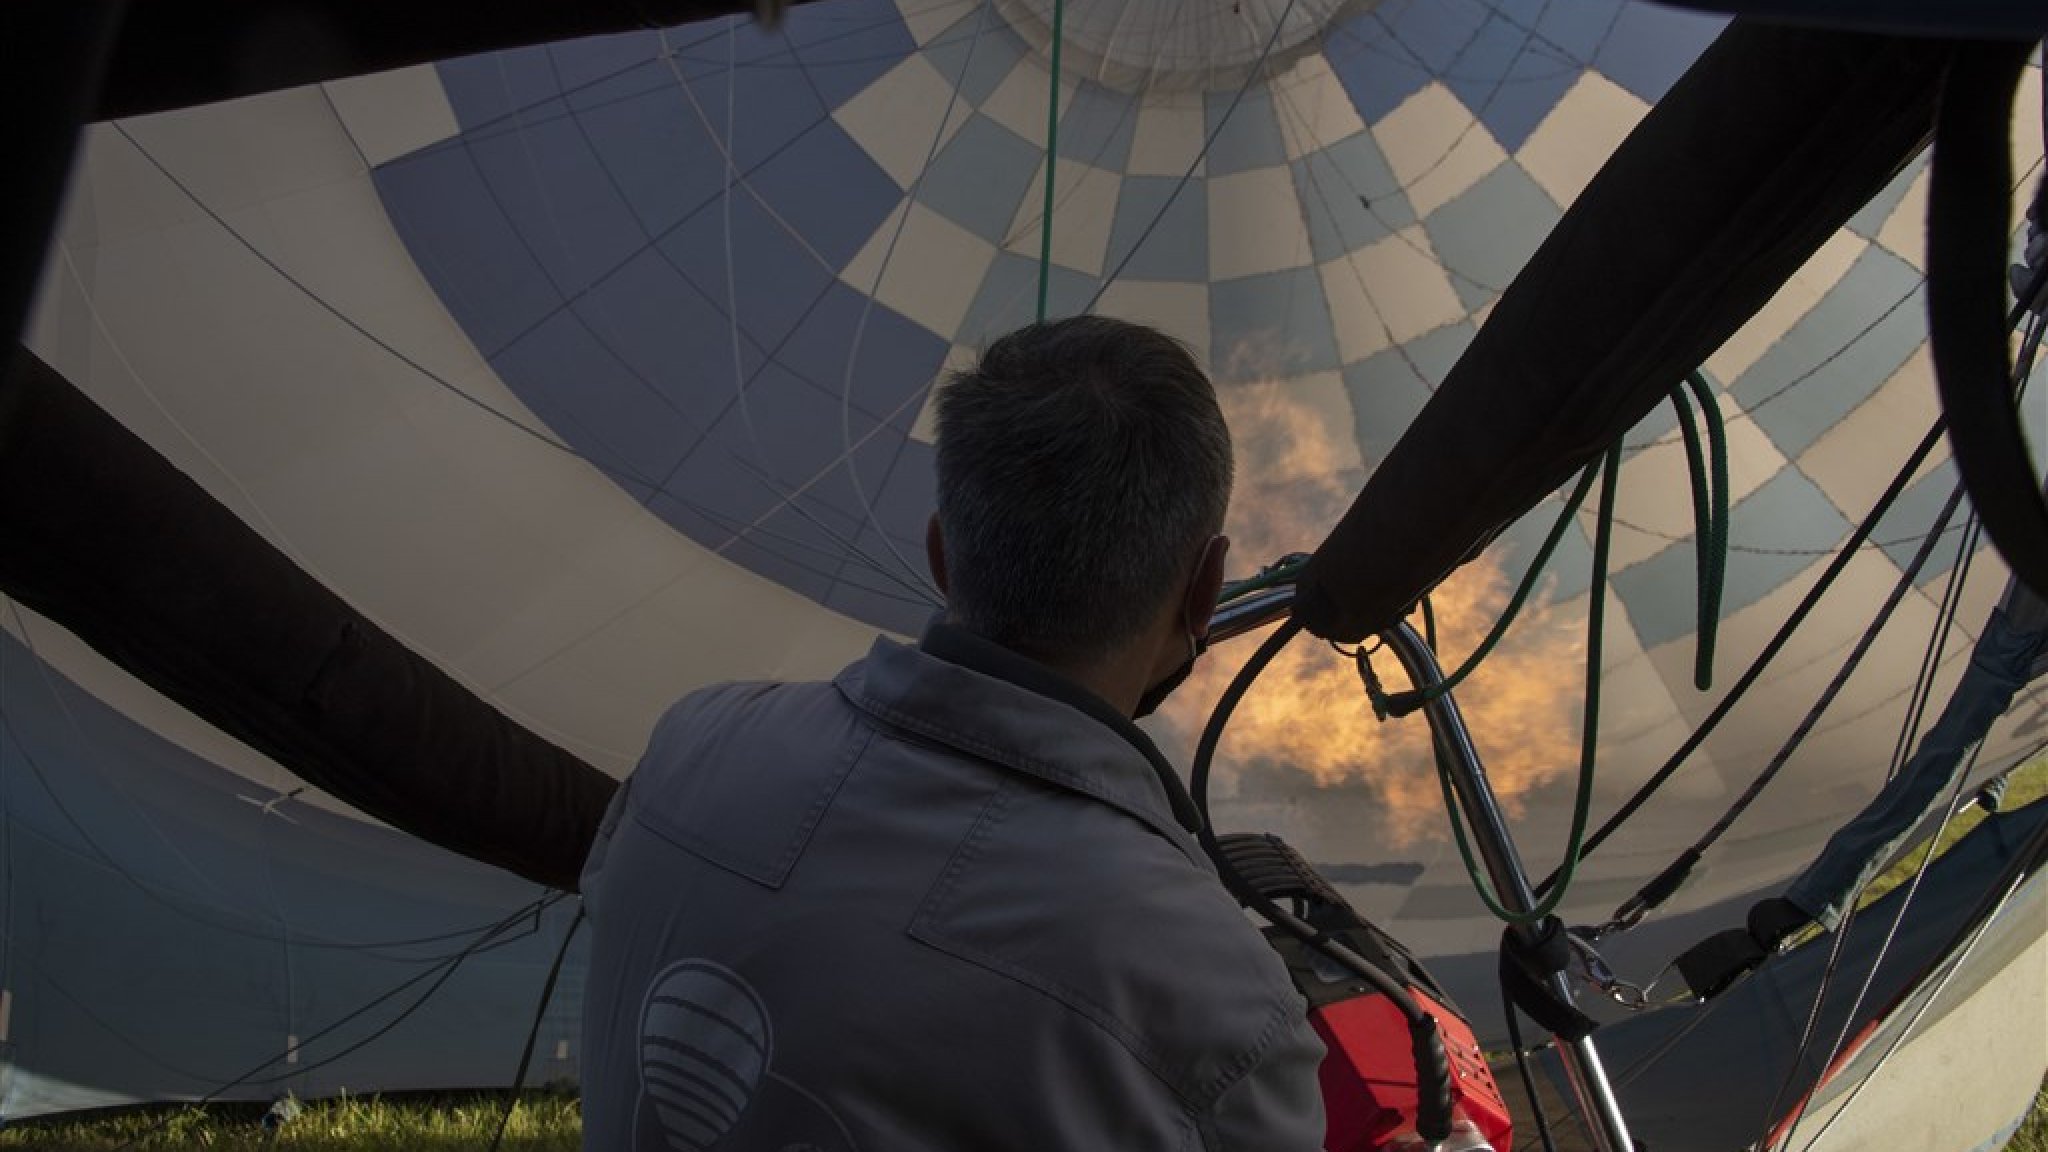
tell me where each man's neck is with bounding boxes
[949,617,1148,719]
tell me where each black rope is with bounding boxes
[1768,523,1991,1152]
[1668,481,1967,883]
[487,906,586,1152]
[1190,618,1455,1144]
[1535,412,1950,896]
[1501,999,1559,1152]
[109,893,566,1152]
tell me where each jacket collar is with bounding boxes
[836,618,1206,863]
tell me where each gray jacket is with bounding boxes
[580,621,1326,1150]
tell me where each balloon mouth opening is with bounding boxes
[993,0,1378,94]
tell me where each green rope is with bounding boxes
[1666,372,1729,690]
[1034,0,1065,323]
[1367,456,1603,714]
[1437,442,1621,924]
[1669,390,1712,688]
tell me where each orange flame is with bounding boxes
[1156,377,1587,846]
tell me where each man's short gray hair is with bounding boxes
[934,316,1233,666]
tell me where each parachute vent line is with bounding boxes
[1085,0,1300,313]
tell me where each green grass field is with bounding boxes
[0,1092,582,1150]
[9,760,2045,1150]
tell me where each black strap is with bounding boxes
[1671,897,1811,1001]
[1499,919,1598,1042]
[1928,41,2048,604]
[1673,928,1768,1002]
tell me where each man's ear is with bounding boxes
[926,513,950,597]
[1184,535,1230,639]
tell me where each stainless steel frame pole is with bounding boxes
[1379,620,1634,1152]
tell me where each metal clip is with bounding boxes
[1565,929,1651,1011]
[1580,896,1648,944]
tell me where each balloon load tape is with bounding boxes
[1217,834,1513,1152]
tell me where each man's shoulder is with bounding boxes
[911,778,1306,1108]
[645,677,850,755]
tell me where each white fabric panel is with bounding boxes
[321,65,461,168]
[28,89,882,788]
[1370,82,1507,219]
[842,201,1000,339]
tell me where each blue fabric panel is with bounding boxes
[1203,87,1288,176]
[1732,246,1925,459]
[564,70,730,237]
[962,252,1101,344]
[1424,161,1560,310]
[712,363,911,529]
[669,52,832,177]
[1612,467,1850,649]
[1375,0,1494,74]
[492,307,705,485]
[1105,176,1209,283]
[1208,267,1340,382]
[1059,81,1139,171]
[1346,323,1474,465]
[658,186,838,354]
[915,113,1045,244]
[743,119,901,271]
[0,631,575,1120]
[1847,155,1926,239]
[1593,3,1725,104]
[871,437,939,533]
[1440,12,1534,131]
[1873,460,1967,583]
[761,0,916,110]
[463,112,648,297]
[1620,384,1688,451]
[1473,40,1582,154]
[372,149,561,357]
[546,30,666,98]
[573,246,768,436]
[1488,487,1595,605]
[775,282,947,430]
[1323,15,1434,125]
[721,502,865,604]
[920,9,1028,109]
[827,525,942,634]
[1533,0,1626,62]
[437,44,566,132]
[1293,130,1413,262]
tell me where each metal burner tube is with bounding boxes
[1380,620,1634,1152]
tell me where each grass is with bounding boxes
[2011,1082,2048,1152]
[0,1092,581,1151]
